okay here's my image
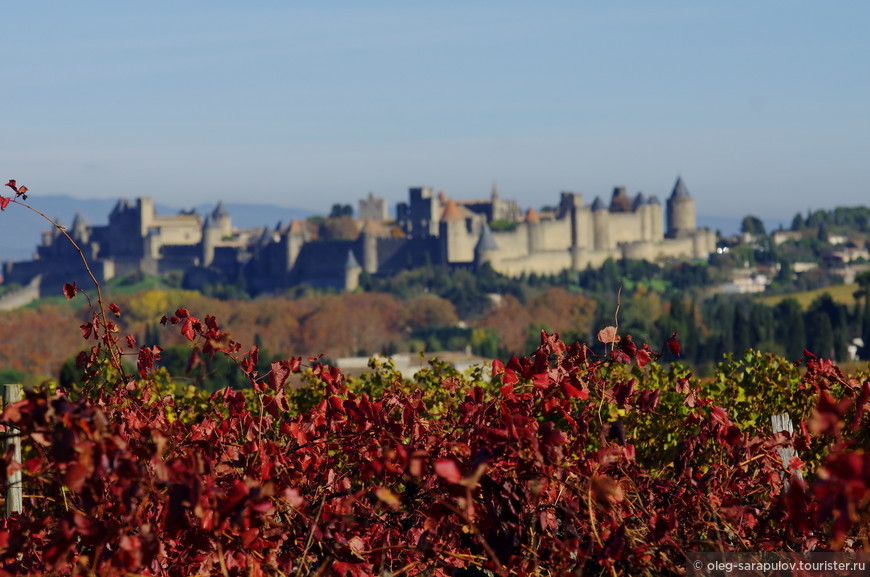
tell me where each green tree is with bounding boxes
[0,368,28,386]
[790,213,805,231]
[58,357,84,390]
[329,203,354,218]
[773,298,806,360]
[806,294,849,361]
[741,215,766,236]
[856,272,870,359]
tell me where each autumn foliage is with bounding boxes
[0,183,869,576]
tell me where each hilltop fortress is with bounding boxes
[2,177,715,300]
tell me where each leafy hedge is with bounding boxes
[0,309,867,576]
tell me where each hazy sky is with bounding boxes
[3,1,868,220]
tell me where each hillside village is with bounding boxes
[1,177,716,307]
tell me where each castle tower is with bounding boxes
[475,221,499,269]
[609,187,632,212]
[285,219,305,271]
[137,198,155,237]
[666,177,696,238]
[439,199,467,265]
[344,250,361,292]
[360,219,379,274]
[591,197,611,251]
[559,192,587,250]
[212,201,232,238]
[403,186,442,239]
[525,207,542,254]
[71,213,90,244]
[632,193,650,241]
[647,196,664,239]
[201,214,220,267]
[359,192,388,221]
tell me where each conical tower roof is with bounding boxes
[71,212,89,230]
[609,187,632,212]
[632,193,646,210]
[475,222,499,252]
[525,207,539,223]
[345,250,361,270]
[212,201,229,218]
[591,196,606,211]
[441,199,464,222]
[671,177,690,199]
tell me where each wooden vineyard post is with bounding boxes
[3,383,23,517]
[771,412,803,492]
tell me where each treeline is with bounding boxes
[3,259,868,386]
[600,290,867,368]
[790,206,870,232]
[365,260,715,317]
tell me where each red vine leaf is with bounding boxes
[666,332,681,357]
[63,282,78,300]
[434,459,462,484]
[597,326,619,344]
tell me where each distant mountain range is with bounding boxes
[0,194,783,264]
[0,195,314,262]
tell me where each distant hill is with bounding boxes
[0,195,314,263]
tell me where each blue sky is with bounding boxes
[2,1,868,221]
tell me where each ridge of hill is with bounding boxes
[0,195,314,263]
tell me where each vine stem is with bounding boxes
[611,282,622,354]
[10,198,127,380]
[296,494,327,577]
[586,479,603,548]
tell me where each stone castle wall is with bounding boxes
[1,177,716,304]
[0,275,41,311]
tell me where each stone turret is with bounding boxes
[609,187,632,213]
[525,208,542,254]
[137,198,155,236]
[201,214,220,267]
[359,192,388,221]
[211,201,232,237]
[285,220,305,271]
[558,191,588,251]
[475,222,499,269]
[666,177,696,238]
[360,219,379,274]
[631,194,649,240]
[647,196,664,239]
[591,196,611,251]
[71,213,90,243]
[439,199,467,265]
[403,186,442,239]
[344,250,361,292]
